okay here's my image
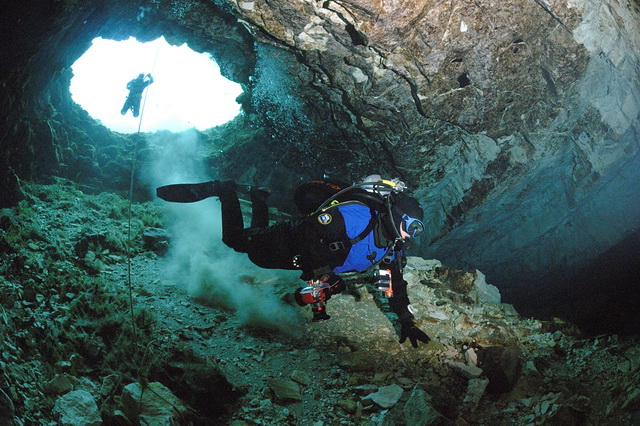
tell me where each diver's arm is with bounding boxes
[392,263,430,347]
[371,261,430,347]
[387,262,413,322]
[366,262,410,333]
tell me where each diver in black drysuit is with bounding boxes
[156,178,431,348]
[121,73,154,117]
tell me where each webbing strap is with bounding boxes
[327,206,377,251]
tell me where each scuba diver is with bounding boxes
[156,175,431,348]
[121,73,154,117]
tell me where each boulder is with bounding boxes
[142,227,171,254]
[462,378,490,411]
[471,270,501,304]
[44,374,74,395]
[366,384,403,409]
[403,386,446,425]
[52,390,102,426]
[290,370,311,386]
[267,378,302,404]
[121,382,187,425]
[337,350,377,372]
[481,346,523,393]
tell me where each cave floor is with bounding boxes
[104,252,640,425]
[1,181,638,425]
[107,254,443,424]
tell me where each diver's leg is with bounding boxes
[121,99,129,115]
[156,180,248,250]
[133,101,140,117]
[249,188,271,228]
[217,182,249,252]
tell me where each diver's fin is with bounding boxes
[156,181,220,203]
[156,181,271,203]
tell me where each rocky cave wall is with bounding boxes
[1,0,264,200]
[224,0,640,321]
[1,0,639,328]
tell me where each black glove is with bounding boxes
[399,320,430,348]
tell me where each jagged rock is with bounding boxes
[447,361,483,378]
[44,374,74,395]
[80,250,105,274]
[121,382,187,425]
[481,346,524,393]
[377,409,401,425]
[0,388,15,423]
[464,348,478,366]
[142,227,171,254]
[397,377,416,390]
[373,372,393,383]
[547,395,591,425]
[2,176,640,425]
[290,370,311,386]
[499,304,520,318]
[462,378,490,411]
[427,310,450,322]
[73,234,107,258]
[337,350,376,372]
[471,270,501,303]
[436,268,475,295]
[267,379,302,404]
[4,0,640,340]
[354,384,378,395]
[338,398,357,414]
[621,388,640,411]
[623,347,640,373]
[79,335,105,359]
[52,390,102,426]
[540,317,581,337]
[366,384,403,409]
[407,257,442,271]
[98,374,119,400]
[403,386,446,425]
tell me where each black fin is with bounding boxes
[156,182,217,203]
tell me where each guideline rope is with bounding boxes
[126,42,162,340]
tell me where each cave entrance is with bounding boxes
[69,36,243,134]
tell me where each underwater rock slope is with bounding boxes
[0,182,638,424]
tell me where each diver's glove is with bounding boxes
[399,320,430,348]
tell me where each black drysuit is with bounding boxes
[218,187,416,329]
[121,75,153,117]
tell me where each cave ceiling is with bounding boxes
[1,0,639,305]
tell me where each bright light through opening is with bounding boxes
[70,37,243,133]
